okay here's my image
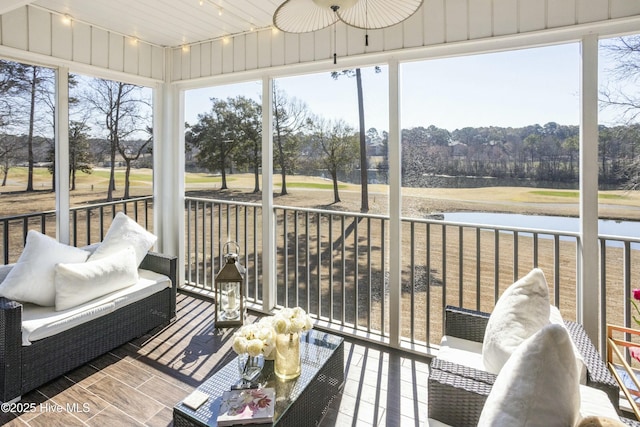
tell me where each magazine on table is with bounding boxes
[216,387,275,426]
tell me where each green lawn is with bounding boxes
[529,190,626,200]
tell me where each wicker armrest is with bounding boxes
[140,251,178,319]
[428,358,494,426]
[0,297,23,402]
[565,320,620,412]
[434,308,620,420]
[444,305,491,342]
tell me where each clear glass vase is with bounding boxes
[275,332,301,380]
[237,353,264,386]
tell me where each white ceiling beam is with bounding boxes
[0,0,36,15]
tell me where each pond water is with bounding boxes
[443,212,640,239]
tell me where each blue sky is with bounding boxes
[185,41,623,132]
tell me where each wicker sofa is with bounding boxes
[0,251,177,403]
[428,306,623,426]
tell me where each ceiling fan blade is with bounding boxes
[273,0,338,33]
[337,0,423,29]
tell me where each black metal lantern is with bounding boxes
[214,242,246,327]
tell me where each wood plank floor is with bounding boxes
[0,293,430,427]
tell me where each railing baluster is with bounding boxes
[187,200,193,286]
[86,209,91,245]
[367,217,372,333]
[253,206,259,301]
[3,220,9,264]
[624,240,632,356]
[209,202,218,291]
[459,226,463,308]
[426,222,431,345]
[294,211,299,308]
[410,221,415,341]
[284,209,289,307]
[554,235,560,307]
[317,212,322,320]
[494,229,499,304]
[329,214,334,322]
[341,215,345,325]
[476,228,481,312]
[354,216,359,330]
[442,224,447,324]
[600,238,607,355]
[513,231,519,282]
[195,201,200,288]
[305,211,310,314]
[202,202,207,290]
[381,218,385,337]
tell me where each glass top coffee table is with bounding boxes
[173,329,344,427]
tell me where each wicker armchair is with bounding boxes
[428,306,621,427]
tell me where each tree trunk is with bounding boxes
[355,69,369,213]
[276,135,288,195]
[2,166,7,186]
[253,165,260,193]
[221,158,228,190]
[26,67,37,192]
[51,160,55,191]
[108,136,116,201]
[331,170,340,203]
[124,160,131,199]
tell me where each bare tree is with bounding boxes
[272,86,311,195]
[84,78,150,201]
[311,118,359,204]
[601,36,640,190]
[11,65,55,191]
[118,127,152,198]
[0,61,26,185]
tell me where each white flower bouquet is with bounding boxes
[271,306,313,335]
[231,318,276,357]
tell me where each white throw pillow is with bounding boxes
[478,323,580,427]
[89,212,157,266]
[0,230,90,306]
[549,305,588,384]
[55,246,139,311]
[482,268,551,374]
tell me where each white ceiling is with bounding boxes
[29,0,284,47]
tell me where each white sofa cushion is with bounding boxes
[22,268,171,345]
[478,323,580,427]
[482,268,550,374]
[54,246,139,311]
[437,335,485,371]
[0,230,90,306]
[89,212,157,266]
[579,386,621,421]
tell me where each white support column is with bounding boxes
[153,48,184,284]
[262,76,276,312]
[55,67,70,244]
[388,59,402,348]
[578,34,600,345]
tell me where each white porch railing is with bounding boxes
[184,196,640,354]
